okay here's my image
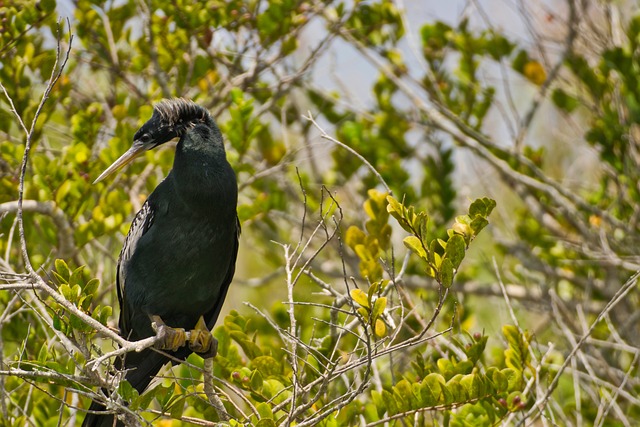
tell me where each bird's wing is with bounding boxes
[204,215,241,330]
[117,200,155,337]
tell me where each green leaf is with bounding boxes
[502,325,529,371]
[54,259,70,281]
[37,344,48,363]
[262,379,285,400]
[440,258,454,288]
[552,88,579,113]
[138,388,156,410]
[84,278,99,296]
[214,326,231,357]
[445,376,467,401]
[420,380,438,406]
[422,373,445,405]
[99,306,112,325]
[371,390,386,417]
[251,356,281,377]
[59,284,73,301]
[382,389,398,415]
[445,234,465,269]
[502,368,523,392]
[53,314,62,331]
[469,197,496,217]
[503,325,519,346]
[55,180,72,205]
[440,381,454,404]
[459,374,480,399]
[511,49,530,74]
[393,379,414,410]
[367,280,380,302]
[79,295,92,311]
[489,368,508,391]
[256,420,277,427]
[69,314,89,331]
[118,380,138,402]
[250,369,263,391]
[354,244,373,262]
[230,87,244,104]
[256,402,273,419]
[169,396,186,419]
[470,216,489,235]
[412,212,428,237]
[437,238,447,250]
[229,331,262,359]
[40,0,56,12]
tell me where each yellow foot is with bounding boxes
[151,315,186,352]
[188,316,218,358]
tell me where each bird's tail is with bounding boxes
[81,349,170,427]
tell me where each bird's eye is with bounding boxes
[139,134,152,144]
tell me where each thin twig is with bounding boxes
[0,200,75,258]
[518,271,640,426]
[304,112,392,194]
[203,358,230,421]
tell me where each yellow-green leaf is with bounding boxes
[523,60,546,85]
[350,288,369,308]
[403,236,427,260]
[367,281,380,302]
[374,318,386,337]
[386,195,403,215]
[345,226,366,249]
[357,307,369,321]
[371,297,387,320]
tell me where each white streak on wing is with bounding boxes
[118,201,155,299]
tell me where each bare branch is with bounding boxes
[519,271,640,425]
[0,200,75,259]
[203,358,230,421]
[304,112,392,195]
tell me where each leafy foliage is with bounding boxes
[1,1,639,426]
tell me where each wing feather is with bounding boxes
[117,201,155,336]
[204,215,241,329]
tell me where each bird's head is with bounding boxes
[94,98,213,183]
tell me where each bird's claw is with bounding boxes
[150,315,216,357]
[188,316,217,358]
[151,315,186,352]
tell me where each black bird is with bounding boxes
[83,99,240,427]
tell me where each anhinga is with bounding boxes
[82,99,240,427]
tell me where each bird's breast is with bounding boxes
[123,207,236,329]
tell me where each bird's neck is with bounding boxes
[171,125,237,215]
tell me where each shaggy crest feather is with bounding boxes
[153,98,211,127]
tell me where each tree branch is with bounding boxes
[0,200,75,259]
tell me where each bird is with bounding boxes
[82,98,240,427]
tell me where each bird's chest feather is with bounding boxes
[123,202,235,326]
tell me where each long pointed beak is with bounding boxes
[93,141,153,184]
